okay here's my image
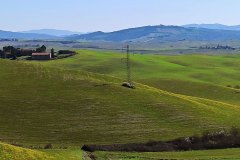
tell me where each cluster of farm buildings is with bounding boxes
[0,45,75,60]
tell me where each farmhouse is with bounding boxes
[32,52,51,60]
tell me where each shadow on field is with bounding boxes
[82,127,240,153]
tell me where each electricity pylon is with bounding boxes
[122,45,135,89]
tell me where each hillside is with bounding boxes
[3,25,240,42]
[0,50,240,148]
[66,25,240,42]
[39,50,240,106]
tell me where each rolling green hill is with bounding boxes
[0,50,240,147]
[1,50,240,159]
[38,50,240,106]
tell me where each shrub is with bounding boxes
[44,143,53,149]
[235,85,240,89]
[230,127,240,137]
[82,128,240,152]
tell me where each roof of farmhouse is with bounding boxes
[32,53,50,56]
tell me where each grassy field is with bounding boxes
[95,149,240,160]
[0,142,82,160]
[2,58,239,146]
[1,50,240,159]
[37,50,240,105]
[0,56,239,145]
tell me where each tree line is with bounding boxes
[200,45,235,50]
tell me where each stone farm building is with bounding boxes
[32,52,51,60]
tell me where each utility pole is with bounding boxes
[122,45,135,89]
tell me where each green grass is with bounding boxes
[1,51,240,146]
[42,149,82,160]
[1,50,240,159]
[95,149,240,160]
[0,142,82,160]
[0,142,51,160]
[35,50,240,105]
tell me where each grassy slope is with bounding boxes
[1,51,240,159]
[95,149,240,160]
[0,54,239,147]
[0,142,51,160]
[0,142,82,160]
[37,50,240,106]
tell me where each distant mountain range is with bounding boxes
[66,25,240,42]
[0,30,58,40]
[21,29,83,37]
[1,24,240,42]
[182,24,240,31]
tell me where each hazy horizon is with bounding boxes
[1,0,240,32]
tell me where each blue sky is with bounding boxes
[1,0,240,32]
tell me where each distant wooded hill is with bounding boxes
[2,25,240,42]
[66,25,240,42]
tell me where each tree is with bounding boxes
[36,45,47,53]
[3,46,15,52]
[0,50,3,58]
[51,48,55,58]
[2,46,17,59]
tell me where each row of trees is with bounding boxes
[200,45,235,50]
